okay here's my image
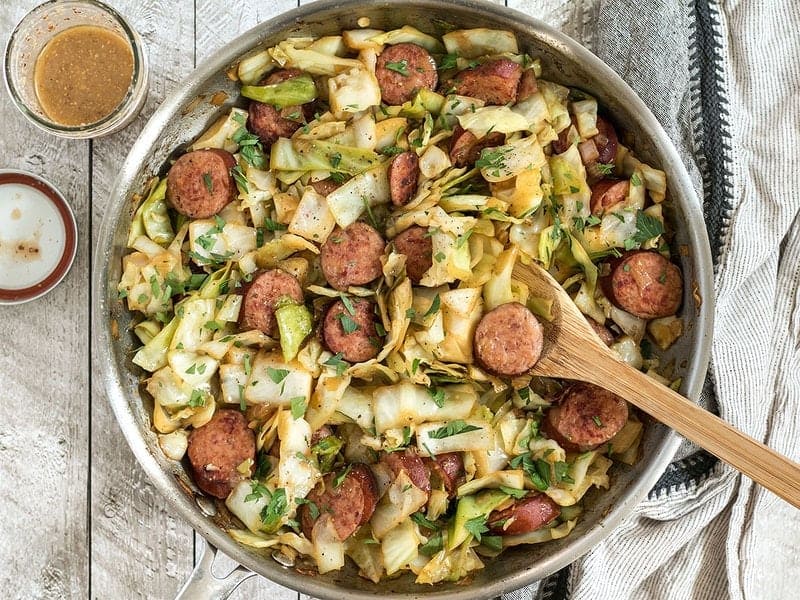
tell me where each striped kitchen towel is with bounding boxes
[503,0,800,598]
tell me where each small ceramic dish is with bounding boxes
[0,169,77,304]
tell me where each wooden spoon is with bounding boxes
[512,261,800,509]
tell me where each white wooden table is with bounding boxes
[1,1,575,598]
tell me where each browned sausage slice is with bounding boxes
[590,179,629,215]
[602,251,683,319]
[309,178,341,196]
[375,43,438,106]
[543,382,628,450]
[487,493,560,535]
[450,59,522,105]
[239,269,304,336]
[474,302,544,377]
[586,317,615,347]
[551,125,572,155]
[424,452,465,497]
[388,151,420,206]
[319,222,385,291]
[247,69,312,147]
[382,448,431,494]
[187,409,255,499]
[300,463,378,541]
[593,115,619,165]
[449,125,506,168]
[322,298,383,363]
[393,225,432,284]
[516,69,539,102]
[166,148,237,219]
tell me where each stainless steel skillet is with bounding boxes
[92,1,714,598]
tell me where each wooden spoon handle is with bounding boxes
[580,357,800,509]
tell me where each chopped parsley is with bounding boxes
[380,145,405,156]
[266,367,289,384]
[290,396,307,420]
[245,481,271,502]
[438,53,458,71]
[202,172,213,193]
[499,485,528,499]
[434,251,446,263]
[263,217,287,231]
[259,487,288,531]
[426,386,445,408]
[624,210,665,249]
[423,293,441,318]
[509,452,551,491]
[630,172,642,186]
[295,497,319,520]
[464,515,489,543]
[230,164,249,193]
[385,59,409,76]
[188,389,205,408]
[419,531,444,555]
[329,152,342,169]
[595,162,615,176]
[337,312,359,334]
[427,420,481,439]
[243,353,252,377]
[411,511,438,530]
[339,293,355,315]
[554,461,575,484]
[456,228,474,248]
[332,465,353,488]
[323,352,349,376]
[592,415,603,428]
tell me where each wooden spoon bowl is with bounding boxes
[513,261,800,509]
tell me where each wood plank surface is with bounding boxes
[0,2,89,598]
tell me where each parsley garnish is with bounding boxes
[423,293,440,318]
[411,358,421,375]
[592,415,603,428]
[411,511,438,530]
[290,396,307,420]
[630,172,642,186]
[380,145,404,156]
[188,389,205,408]
[464,515,489,543]
[434,251,446,263]
[596,162,615,176]
[323,352,349,376]
[263,217,287,231]
[243,353,252,377]
[427,420,481,439]
[509,452,551,490]
[332,465,352,488]
[245,481,271,502]
[339,293,355,315]
[230,164,249,194]
[427,386,445,408]
[554,461,575,484]
[475,147,508,173]
[266,367,289,384]
[419,531,444,555]
[202,172,213,193]
[385,59,409,76]
[259,487,288,531]
[625,210,665,249]
[438,54,458,71]
[337,312,359,334]
[295,497,319,520]
[329,152,342,169]
[456,228,474,248]
[499,485,528,499]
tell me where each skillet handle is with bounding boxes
[175,539,255,600]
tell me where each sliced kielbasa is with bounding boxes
[299,463,378,541]
[393,225,432,284]
[593,115,619,164]
[551,126,573,155]
[424,452,465,497]
[487,493,560,535]
[388,151,419,206]
[187,409,255,499]
[247,69,312,147]
[320,222,385,291]
[449,59,522,105]
[166,148,237,219]
[543,382,628,451]
[602,251,683,319]
[516,69,538,102]
[375,43,438,106]
[449,125,506,168]
[586,317,615,347]
[474,302,544,377]
[309,178,341,196]
[382,448,431,494]
[239,269,304,337]
[590,179,629,215]
[322,298,383,363]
